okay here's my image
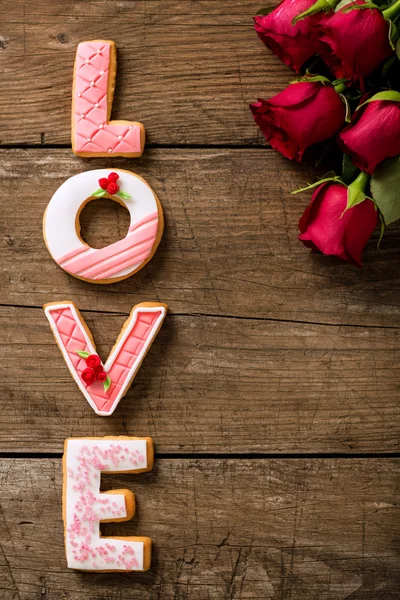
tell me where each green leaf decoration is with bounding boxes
[118,190,132,199]
[76,350,90,358]
[103,376,111,392]
[291,175,341,195]
[396,38,400,60]
[371,156,400,225]
[92,189,107,197]
[341,154,360,185]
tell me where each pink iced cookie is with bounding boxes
[63,436,153,571]
[43,169,163,284]
[44,301,167,416]
[72,40,145,157]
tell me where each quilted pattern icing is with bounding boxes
[51,306,162,413]
[73,41,142,155]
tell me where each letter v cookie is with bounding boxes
[44,301,167,416]
[72,40,145,157]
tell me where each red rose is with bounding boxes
[250,81,345,161]
[86,354,101,369]
[298,182,377,266]
[338,98,400,175]
[97,370,107,383]
[315,2,393,90]
[254,0,323,73]
[106,181,119,195]
[108,172,119,182]
[99,178,109,190]
[81,368,97,386]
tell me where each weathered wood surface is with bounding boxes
[1,0,288,146]
[0,458,398,600]
[1,148,399,327]
[1,305,399,453]
[1,1,400,596]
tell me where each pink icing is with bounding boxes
[64,439,150,570]
[47,304,164,414]
[73,41,143,155]
[57,212,158,281]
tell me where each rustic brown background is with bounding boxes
[0,1,399,598]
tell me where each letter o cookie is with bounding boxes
[43,169,163,284]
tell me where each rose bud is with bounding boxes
[81,368,97,386]
[106,181,119,195]
[99,178,109,190]
[298,181,377,266]
[315,1,393,90]
[254,0,322,72]
[97,370,108,383]
[338,94,400,175]
[86,354,101,369]
[108,172,119,182]
[250,80,345,161]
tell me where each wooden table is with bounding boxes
[1,1,399,598]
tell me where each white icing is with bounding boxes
[44,302,167,416]
[64,438,151,571]
[43,169,161,282]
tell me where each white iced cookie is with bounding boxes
[63,436,153,571]
[43,169,163,284]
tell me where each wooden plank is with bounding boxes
[1,148,399,327]
[0,0,289,145]
[1,305,399,453]
[0,457,398,599]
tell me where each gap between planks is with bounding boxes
[1,302,400,331]
[1,452,399,460]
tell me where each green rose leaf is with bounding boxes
[371,156,400,225]
[76,350,90,358]
[396,38,400,60]
[118,191,132,199]
[103,376,111,392]
[92,189,107,197]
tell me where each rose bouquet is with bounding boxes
[251,0,400,265]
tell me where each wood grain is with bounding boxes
[1,305,399,453]
[0,0,289,146]
[0,457,398,599]
[1,148,399,327]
